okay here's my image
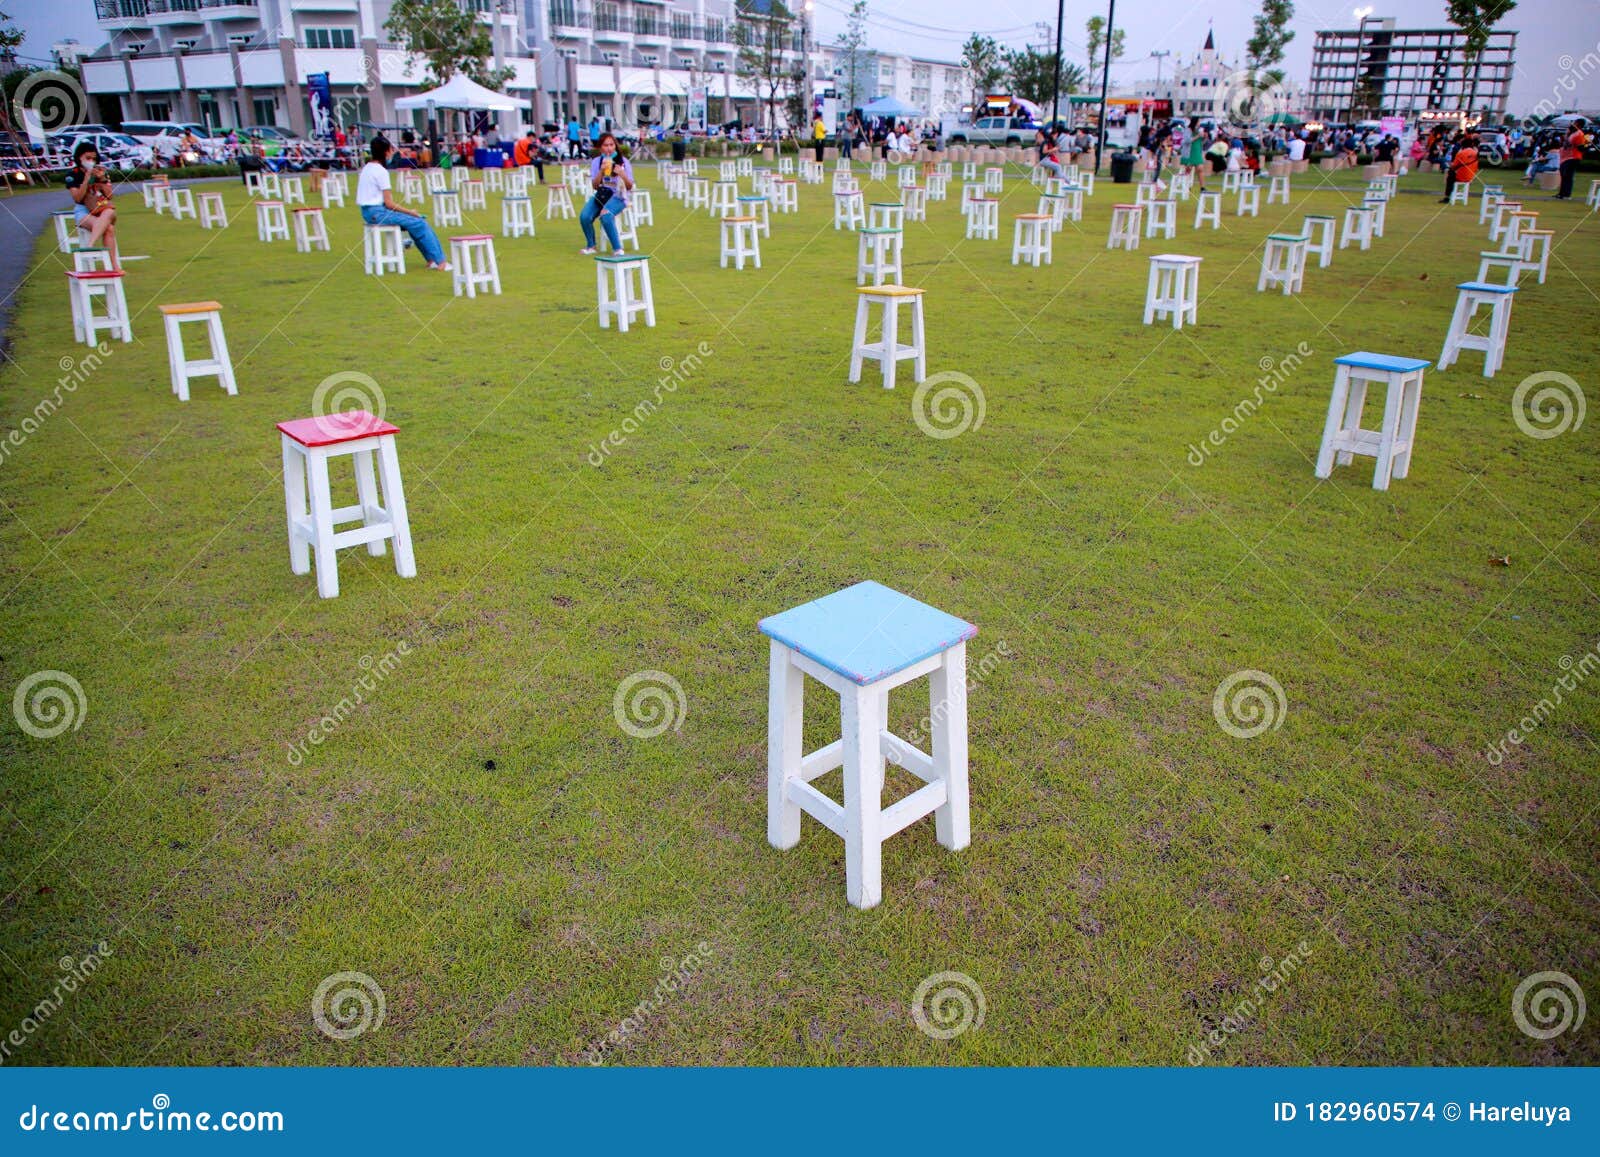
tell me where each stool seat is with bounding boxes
[856,284,924,297]
[277,410,400,448]
[67,270,125,281]
[1113,202,1138,209]
[1303,213,1335,219]
[760,580,977,686]
[453,233,494,241]
[1456,280,1517,294]
[859,226,901,235]
[160,300,222,315]
[1335,352,1430,374]
[1015,212,1051,220]
[1267,232,1306,241]
[725,214,757,222]
[595,252,649,263]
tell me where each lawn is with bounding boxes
[0,159,1596,1067]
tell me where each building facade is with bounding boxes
[1128,31,1304,122]
[1305,19,1516,123]
[816,46,967,119]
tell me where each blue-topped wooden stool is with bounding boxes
[1439,281,1516,378]
[760,581,977,909]
[1315,352,1430,491]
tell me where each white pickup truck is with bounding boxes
[941,116,1040,146]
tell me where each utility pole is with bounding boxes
[1149,49,1171,86]
[1094,0,1116,173]
[1049,0,1066,131]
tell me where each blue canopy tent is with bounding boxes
[861,96,924,120]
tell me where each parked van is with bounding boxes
[121,120,222,162]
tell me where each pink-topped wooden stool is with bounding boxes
[278,411,416,599]
[65,270,132,345]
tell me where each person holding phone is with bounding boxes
[579,132,633,255]
[65,141,120,269]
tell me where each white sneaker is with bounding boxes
[580,246,597,255]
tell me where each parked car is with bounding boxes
[942,116,1039,146]
[120,120,225,163]
[45,130,155,168]
[247,126,304,156]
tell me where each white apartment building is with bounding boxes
[1126,30,1304,122]
[818,45,967,119]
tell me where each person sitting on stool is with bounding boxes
[356,138,450,271]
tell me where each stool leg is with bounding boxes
[848,298,868,383]
[209,314,237,396]
[639,265,656,328]
[596,264,609,329]
[306,449,340,599]
[767,641,803,850]
[1144,262,1158,325]
[1391,371,1423,480]
[1438,294,1469,370]
[1336,375,1368,467]
[932,643,971,852]
[614,268,629,334]
[282,436,311,576]
[165,314,188,401]
[1315,366,1351,479]
[841,683,884,909]
[1371,374,1406,491]
[881,299,899,391]
[376,435,416,579]
[353,449,387,557]
[910,297,926,383]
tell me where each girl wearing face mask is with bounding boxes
[67,141,120,269]
[579,132,633,255]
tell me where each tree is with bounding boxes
[1003,48,1085,109]
[961,34,1006,117]
[1246,1,1295,76]
[736,0,799,136]
[1446,0,1517,117]
[1084,16,1125,80]
[0,7,24,58]
[385,0,513,88]
[834,0,871,113]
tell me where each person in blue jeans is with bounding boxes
[578,132,634,254]
[355,138,450,270]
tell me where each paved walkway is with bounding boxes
[0,188,68,356]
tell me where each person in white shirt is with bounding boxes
[356,138,449,270]
[1286,136,1306,162]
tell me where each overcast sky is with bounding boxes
[10,0,1600,112]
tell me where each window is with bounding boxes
[252,97,277,126]
[671,14,693,39]
[144,99,170,120]
[549,0,577,25]
[304,28,355,49]
[705,18,726,43]
[678,57,695,70]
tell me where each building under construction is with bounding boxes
[1306,19,1517,125]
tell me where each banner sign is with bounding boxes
[306,72,334,139]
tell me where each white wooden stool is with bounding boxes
[449,234,502,297]
[761,580,976,910]
[51,211,79,253]
[1143,254,1201,329]
[1144,198,1176,239]
[1475,249,1523,287]
[1257,233,1308,295]
[502,195,535,237]
[545,183,576,219]
[1302,214,1334,267]
[1339,205,1374,250]
[242,172,263,198]
[902,185,926,221]
[983,166,1004,193]
[966,197,999,240]
[281,175,305,205]
[710,180,739,217]
[1038,193,1066,231]
[169,187,196,221]
[1315,353,1428,490]
[613,205,639,251]
[857,227,903,286]
[160,301,236,402]
[737,195,772,237]
[1502,210,1536,253]
[1240,170,1257,188]
[683,157,700,175]
[1438,281,1516,378]
[260,171,281,199]
[1134,180,1161,207]
[399,170,424,204]
[1195,189,1221,230]
[1012,213,1053,266]
[1236,184,1260,217]
[926,173,948,201]
[1108,203,1142,250]
[868,201,905,230]
[363,225,405,276]
[719,160,737,182]
[1362,196,1387,238]
[291,207,330,253]
[65,270,132,345]
[834,169,858,194]
[1222,170,1242,193]
[1170,172,1193,200]
[279,410,415,600]
[595,252,655,332]
[849,285,926,390]
[1587,179,1600,210]
[483,167,504,193]
[433,190,462,227]
[72,248,113,272]
[719,216,762,270]
[779,157,795,175]
[630,189,654,226]
[800,159,824,184]
[959,182,982,216]
[751,168,774,198]
[870,160,887,182]
[736,156,754,177]
[683,176,709,208]
[1267,173,1291,205]
[898,164,918,189]
[198,191,228,228]
[1518,228,1552,285]
[961,161,977,180]
[834,189,866,230]
[1479,185,1503,225]
[1488,200,1521,245]
[506,169,528,197]
[1078,171,1095,196]
[255,200,289,242]
[151,184,173,214]
[1448,179,1471,205]
[1060,184,1084,222]
[449,165,467,189]
[462,179,487,211]
[772,179,799,213]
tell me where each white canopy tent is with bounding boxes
[393,74,533,113]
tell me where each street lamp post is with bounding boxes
[1351,6,1374,125]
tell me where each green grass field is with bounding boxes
[0,160,1596,1066]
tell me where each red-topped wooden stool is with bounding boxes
[65,270,132,345]
[277,411,416,599]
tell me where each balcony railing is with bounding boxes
[148,0,202,14]
[634,15,667,37]
[547,2,586,28]
[594,6,625,34]
[96,0,150,18]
